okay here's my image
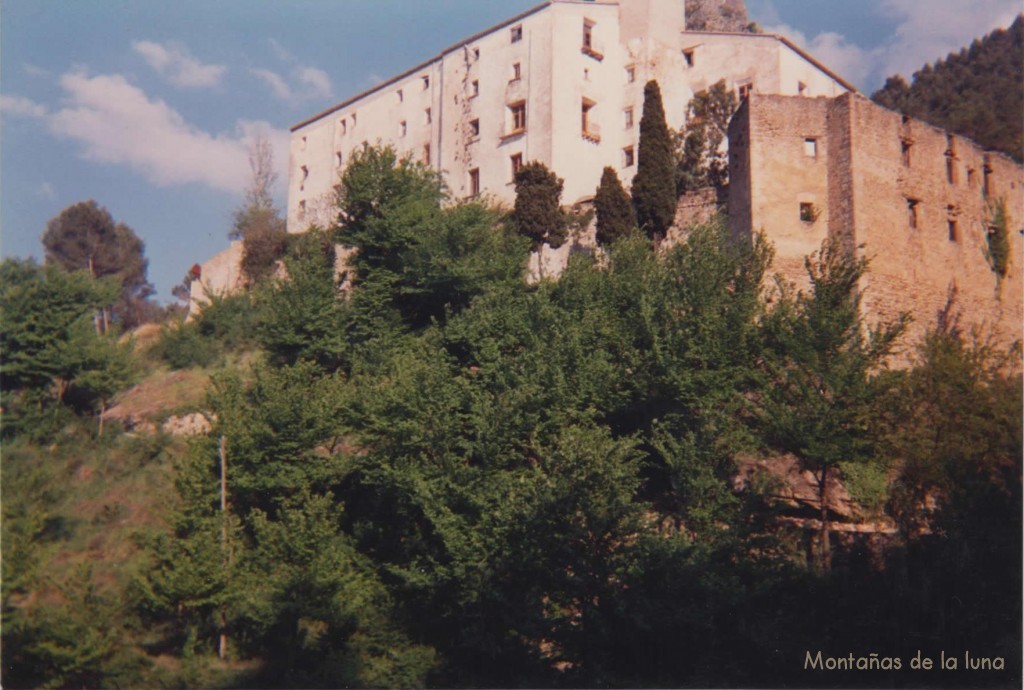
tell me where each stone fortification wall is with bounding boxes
[188,241,245,317]
[730,92,1023,351]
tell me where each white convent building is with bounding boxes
[286,0,854,232]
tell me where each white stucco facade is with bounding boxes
[287,0,855,233]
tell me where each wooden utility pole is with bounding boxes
[219,434,229,660]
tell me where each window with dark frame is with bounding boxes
[623,145,634,167]
[469,168,480,197]
[511,25,522,43]
[800,202,815,222]
[511,153,523,179]
[624,107,634,129]
[512,63,521,81]
[683,48,694,67]
[510,102,527,132]
[907,198,919,228]
[469,119,480,138]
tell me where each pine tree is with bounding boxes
[594,166,636,247]
[632,80,677,242]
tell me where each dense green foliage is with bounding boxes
[512,161,568,252]
[4,145,1021,688]
[872,16,1024,161]
[675,79,738,193]
[232,135,291,286]
[632,80,677,240]
[594,166,636,247]
[984,196,1012,279]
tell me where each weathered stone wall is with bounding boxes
[731,92,1023,351]
[188,241,245,317]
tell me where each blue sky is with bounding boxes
[2,0,1019,303]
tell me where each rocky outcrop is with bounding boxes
[685,0,756,33]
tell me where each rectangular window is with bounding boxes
[624,107,634,129]
[422,75,430,89]
[425,107,432,124]
[626,65,636,82]
[581,98,599,141]
[907,198,919,228]
[583,20,594,49]
[511,153,523,178]
[800,202,815,223]
[901,139,911,167]
[804,137,817,157]
[469,118,480,138]
[683,48,694,67]
[510,25,522,43]
[399,120,407,137]
[623,145,635,167]
[510,102,527,133]
[469,168,480,197]
[423,143,431,164]
[512,63,521,81]
[471,79,480,97]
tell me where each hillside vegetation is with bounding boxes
[873,15,1024,161]
[3,141,1020,688]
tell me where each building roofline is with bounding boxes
[681,30,859,94]
[291,1,553,132]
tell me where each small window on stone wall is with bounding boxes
[804,138,817,157]
[683,48,695,67]
[947,206,958,242]
[469,168,481,197]
[907,198,919,228]
[510,25,523,43]
[799,202,817,223]
[901,139,911,167]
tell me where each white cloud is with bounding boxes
[0,94,48,118]
[297,67,332,100]
[133,40,227,88]
[23,62,51,78]
[874,0,1021,83]
[37,182,56,200]
[250,68,292,100]
[253,39,333,102]
[766,23,876,89]
[45,70,286,196]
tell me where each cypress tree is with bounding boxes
[594,166,636,247]
[632,80,677,242]
[513,161,566,250]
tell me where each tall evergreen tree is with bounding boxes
[594,166,636,247]
[632,80,677,242]
[512,161,567,277]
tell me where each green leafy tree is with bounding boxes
[984,196,1012,280]
[512,161,567,278]
[257,229,349,371]
[632,80,677,242]
[336,144,525,329]
[759,238,907,571]
[0,260,127,421]
[41,200,154,331]
[594,166,636,247]
[675,79,738,193]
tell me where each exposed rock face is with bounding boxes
[685,0,756,33]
